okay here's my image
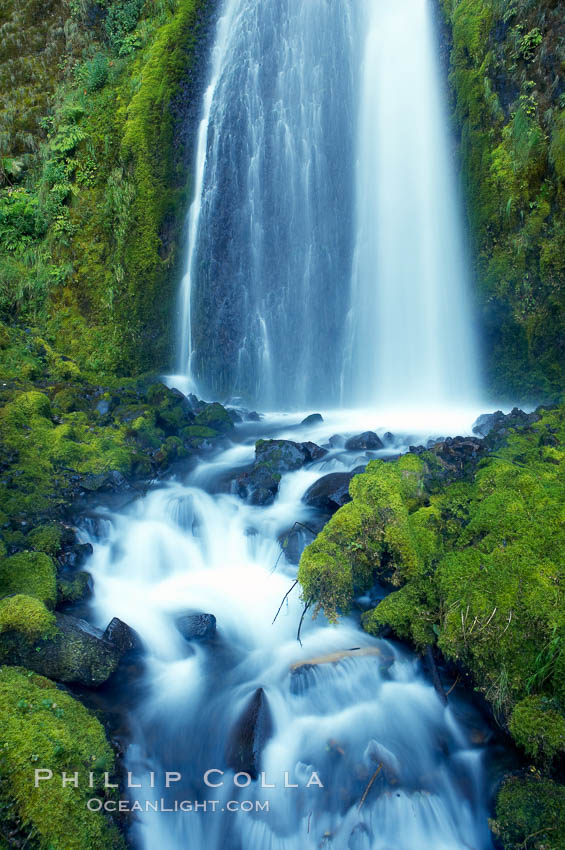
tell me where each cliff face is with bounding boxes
[0,0,214,377]
[441,0,565,400]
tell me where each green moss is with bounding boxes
[0,552,57,608]
[193,402,233,432]
[27,524,62,556]
[0,595,57,640]
[298,457,428,621]
[492,775,565,850]
[509,695,565,763]
[181,425,218,439]
[0,666,126,850]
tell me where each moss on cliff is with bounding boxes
[441,0,565,399]
[0,0,212,374]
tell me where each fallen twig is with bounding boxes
[271,521,317,573]
[358,763,382,810]
[272,580,299,624]
[297,602,310,646]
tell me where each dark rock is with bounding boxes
[427,436,486,476]
[383,432,395,445]
[81,470,128,493]
[301,413,323,426]
[277,524,317,564]
[303,472,355,511]
[0,613,125,686]
[472,410,506,437]
[300,441,328,461]
[104,617,141,652]
[96,399,110,416]
[176,612,217,642]
[226,687,273,778]
[345,431,384,451]
[60,542,93,570]
[57,571,92,604]
[246,411,261,421]
[328,434,345,448]
[255,439,310,471]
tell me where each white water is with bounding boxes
[178,0,480,410]
[86,411,496,850]
[343,0,479,407]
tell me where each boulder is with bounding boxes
[472,410,506,437]
[236,439,327,504]
[226,687,273,778]
[302,471,355,511]
[0,613,129,686]
[345,431,384,451]
[301,413,323,426]
[103,617,141,652]
[176,612,216,642]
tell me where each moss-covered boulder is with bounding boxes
[0,552,57,608]
[0,666,126,849]
[0,613,124,686]
[491,775,565,850]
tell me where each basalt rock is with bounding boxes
[301,413,323,426]
[236,439,327,504]
[0,613,131,686]
[226,687,273,778]
[176,612,216,642]
[104,617,141,653]
[345,431,384,451]
[302,471,355,512]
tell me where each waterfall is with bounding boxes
[177,0,480,410]
[177,0,357,407]
[342,0,480,407]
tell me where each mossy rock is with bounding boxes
[27,523,63,556]
[509,695,565,764]
[181,425,218,440]
[57,571,92,605]
[491,775,565,850]
[194,402,233,433]
[0,595,57,641]
[0,666,126,850]
[0,613,123,686]
[0,552,57,607]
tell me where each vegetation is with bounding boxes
[0,666,125,849]
[441,0,565,399]
[299,406,565,846]
[0,0,212,374]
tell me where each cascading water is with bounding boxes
[86,413,497,850]
[177,0,357,407]
[342,0,480,407]
[80,1,497,847]
[178,0,479,409]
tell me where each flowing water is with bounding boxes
[85,409,497,850]
[177,0,479,409]
[87,0,496,846]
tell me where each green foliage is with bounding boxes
[0,666,126,850]
[27,524,62,556]
[443,0,565,398]
[0,595,57,640]
[0,552,57,607]
[509,696,565,763]
[491,775,565,850]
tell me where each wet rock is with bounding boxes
[302,471,355,511]
[0,613,126,686]
[301,441,328,461]
[327,433,345,448]
[96,399,110,416]
[104,617,141,652]
[383,432,395,445]
[481,407,542,446]
[81,470,129,493]
[226,687,273,778]
[428,436,485,472]
[277,524,317,564]
[57,571,92,604]
[176,612,216,642]
[236,439,326,504]
[301,413,323,426]
[345,431,384,451]
[193,402,234,433]
[472,410,506,437]
[59,542,93,570]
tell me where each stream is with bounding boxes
[82,407,500,850]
